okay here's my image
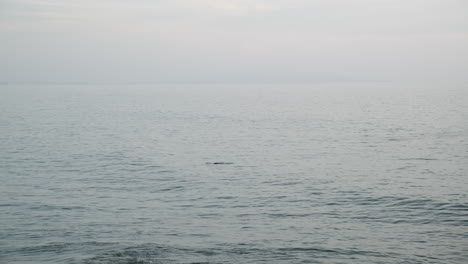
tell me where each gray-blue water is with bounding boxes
[1,84,467,264]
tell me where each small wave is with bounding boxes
[9,241,117,256]
[264,213,313,218]
[27,204,87,211]
[276,246,396,258]
[84,244,394,263]
[159,185,185,192]
[156,170,176,174]
[214,196,237,200]
[399,158,438,161]
[351,196,468,226]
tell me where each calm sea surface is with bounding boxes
[1,84,467,264]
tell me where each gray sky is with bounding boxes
[1,0,467,84]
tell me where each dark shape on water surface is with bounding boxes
[205,162,234,165]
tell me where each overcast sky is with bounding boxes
[1,0,467,84]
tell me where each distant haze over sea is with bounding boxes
[1,0,467,85]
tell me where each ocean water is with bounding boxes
[0,84,467,264]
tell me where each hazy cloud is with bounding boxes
[1,0,467,84]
